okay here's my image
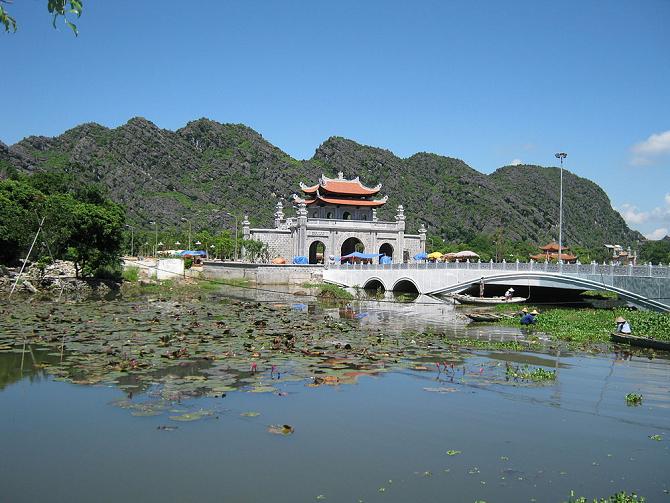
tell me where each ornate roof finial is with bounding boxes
[337,171,344,179]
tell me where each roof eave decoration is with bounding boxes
[299,182,319,194]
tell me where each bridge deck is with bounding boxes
[323,261,670,312]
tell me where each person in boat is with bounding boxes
[479,277,485,298]
[504,287,515,301]
[520,309,539,325]
[615,316,632,334]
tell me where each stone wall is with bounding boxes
[203,262,323,285]
[249,228,294,259]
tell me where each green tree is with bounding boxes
[640,239,670,265]
[1,0,83,35]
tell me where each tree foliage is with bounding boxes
[639,239,670,265]
[1,0,82,35]
[0,173,125,278]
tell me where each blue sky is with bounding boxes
[3,1,669,238]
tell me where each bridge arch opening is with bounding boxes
[363,279,386,292]
[379,243,393,263]
[341,237,364,259]
[393,279,419,294]
[308,241,325,264]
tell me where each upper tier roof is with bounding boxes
[539,242,569,252]
[300,172,381,196]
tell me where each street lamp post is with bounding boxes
[223,212,239,261]
[181,217,192,250]
[149,221,158,257]
[554,152,567,269]
[124,224,135,257]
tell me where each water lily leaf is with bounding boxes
[169,409,214,422]
[240,411,260,417]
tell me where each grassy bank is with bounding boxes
[494,305,670,343]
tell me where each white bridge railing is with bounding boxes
[328,260,670,278]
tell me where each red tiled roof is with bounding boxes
[539,242,569,252]
[300,174,381,196]
[303,195,387,207]
[530,252,577,262]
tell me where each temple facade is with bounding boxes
[243,172,426,263]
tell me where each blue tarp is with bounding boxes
[340,252,383,260]
[380,255,393,264]
[180,250,207,256]
[414,252,428,260]
[292,256,309,264]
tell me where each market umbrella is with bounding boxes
[427,251,443,259]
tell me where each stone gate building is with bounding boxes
[242,172,426,263]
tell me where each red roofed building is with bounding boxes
[243,172,426,264]
[530,241,578,263]
[294,172,388,217]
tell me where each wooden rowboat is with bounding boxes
[449,293,526,306]
[610,333,670,351]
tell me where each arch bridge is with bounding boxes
[323,261,670,312]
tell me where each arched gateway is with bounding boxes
[245,172,427,263]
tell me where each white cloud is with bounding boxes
[645,227,669,240]
[630,130,670,166]
[510,158,523,166]
[619,203,649,225]
[620,193,670,238]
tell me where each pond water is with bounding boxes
[1,285,668,503]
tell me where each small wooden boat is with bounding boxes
[466,312,503,322]
[449,293,526,306]
[610,333,670,351]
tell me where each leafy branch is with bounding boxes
[1,0,83,35]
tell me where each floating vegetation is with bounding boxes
[625,393,643,406]
[240,411,260,417]
[565,490,645,502]
[494,306,670,343]
[648,434,662,441]
[446,450,461,456]
[505,363,557,382]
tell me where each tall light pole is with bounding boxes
[149,221,158,257]
[554,152,567,268]
[223,211,238,261]
[124,224,135,257]
[181,217,192,250]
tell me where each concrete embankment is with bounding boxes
[202,261,323,285]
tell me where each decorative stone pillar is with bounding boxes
[242,214,250,240]
[418,223,427,253]
[396,205,406,262]
[296,202,308,257]
[274,201,284,228]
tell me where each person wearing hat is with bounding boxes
[504,287,515,301]
[615,316,632,334]
[517,307,529,317]
[520,309,539,325]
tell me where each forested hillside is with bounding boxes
[0,117,642,251]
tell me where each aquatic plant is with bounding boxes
[565,490,645,502]
[625,393,643,406]
[494,306,670,343]
[315,283,354,300]
[505,363,556,382]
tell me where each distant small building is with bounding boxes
[530,241,578,263]
[604,244,637,265]
[243,172,426,263]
